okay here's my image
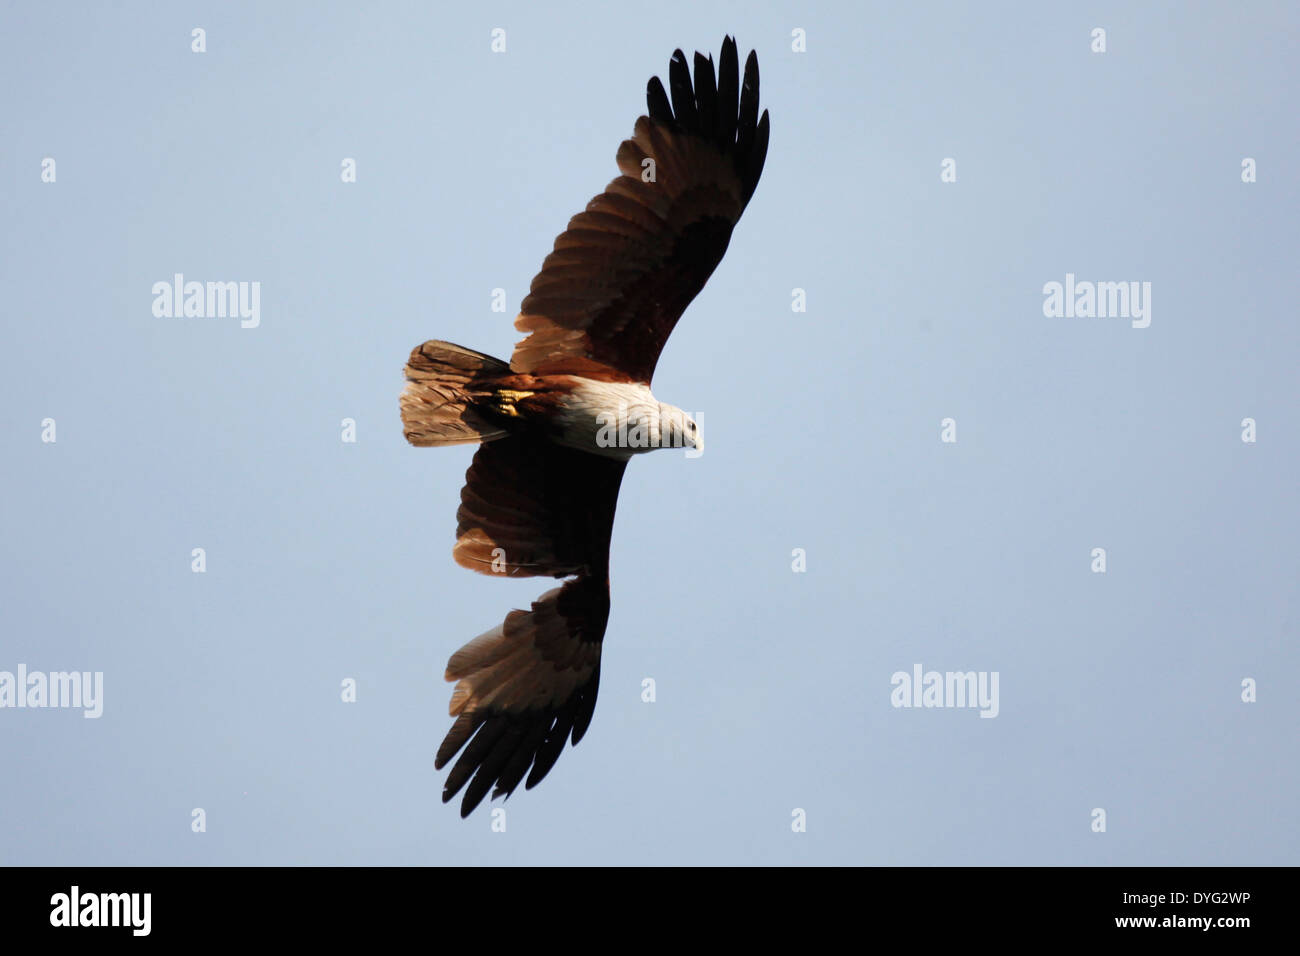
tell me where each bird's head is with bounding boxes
[657,403,702,454]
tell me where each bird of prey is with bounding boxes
[401,37,769,816]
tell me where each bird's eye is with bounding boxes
[688,422,695,431]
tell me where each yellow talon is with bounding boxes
[493,389,535,417]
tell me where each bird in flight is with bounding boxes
[401,36,769,816]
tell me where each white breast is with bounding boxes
[554,378,661,459]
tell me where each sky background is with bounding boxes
[2,1,1296,865]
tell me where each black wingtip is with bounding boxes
[641,38,770,204]
[647,36,767,150]
[646,75,672,123]
[692,50,718,140]
[745,109,770,203]
[667,48,697,130]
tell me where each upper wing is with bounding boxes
[510,36,770,385]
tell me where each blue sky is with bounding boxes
[1,0,1296,864]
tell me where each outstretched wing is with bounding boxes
[511,36,770,385]
[436,432,626,816]
[436,576,610,817]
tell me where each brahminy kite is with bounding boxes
[401,37,769,816]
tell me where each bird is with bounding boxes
[400,36,769,816]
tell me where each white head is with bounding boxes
[657,403,702,453]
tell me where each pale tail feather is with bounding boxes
[401,340,511,446]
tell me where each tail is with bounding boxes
[401,340,511,447]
